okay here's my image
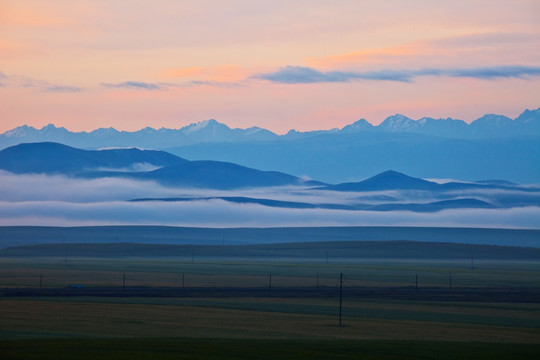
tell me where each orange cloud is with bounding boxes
[306,31,533,70]
[307,41,429,69]
[160,65,249,82]
[0,4,70,28]
[0,39,21,52]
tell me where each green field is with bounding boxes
[1,239,540,358]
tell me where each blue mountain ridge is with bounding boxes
[1,107,539,150]
[2,142,539,211]
[129,196,496,213]
[2,107,539,183]
[0,142,319,189]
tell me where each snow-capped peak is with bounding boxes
[379,114,417,131]
[181,119,229,134]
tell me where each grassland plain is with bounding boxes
[1,297,540,359]
[1,239,540,359]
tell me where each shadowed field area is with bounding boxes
[2,297,540,341]
[1,338,540,360]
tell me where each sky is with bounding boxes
[1,0,539,134]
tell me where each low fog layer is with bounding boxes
[1,172,539,228]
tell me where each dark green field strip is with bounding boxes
[2,226,540,249]
[3,240,540,259]
[0,330,84,341]
[7,296,540,330]
[2,258,539,289]
[1,338,539,360]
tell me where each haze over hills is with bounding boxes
[322,170,441,192]
[2,108,539,183]
[2,142,537,214]
[169,132,540,184]
[0,142,186,174]
[0,142,314,189]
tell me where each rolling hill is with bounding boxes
[0,142,316,189]
[0,142,186,174]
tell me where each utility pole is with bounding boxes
[63,236,67,265]
[339,273,343,327]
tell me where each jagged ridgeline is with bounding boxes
[1,107,538,183]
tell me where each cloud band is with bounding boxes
[253,65,540,84]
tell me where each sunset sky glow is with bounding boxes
[1,0,539,133]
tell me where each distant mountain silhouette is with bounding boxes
[0,142,186,174]
[322,170,441,191]
[129,196,497,212]
[365,198,496,212]
[1,142,537,209]
[137,161,306,189]
[169,132,540,183]
[0,119,279,149]
[2,107,539,183]
[0,142,316,189]
[130,196,319,209]
[1,107,538,151]
[321,170,538,194]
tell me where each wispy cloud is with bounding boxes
[0,70,83,92]
[252,66,413,83]
[102,81,164,90]
[0,172,539,229]
[1,199,539,229]
[101,80,237,91]
[415,66,540,80]
[253,65,540,84]
[43,85,83,93]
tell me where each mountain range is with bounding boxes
[1,107,539,183]
[1,108,539,150]
[1,142,538,213]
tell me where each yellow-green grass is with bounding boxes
[2,298,539,342]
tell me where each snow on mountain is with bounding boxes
[378,114,418,132]
[515,108,540,124]
[340,119,373,133]
[181,119,228,135]
[470,114,513,127]
[90,127,120,137]
[3,125,39,138]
